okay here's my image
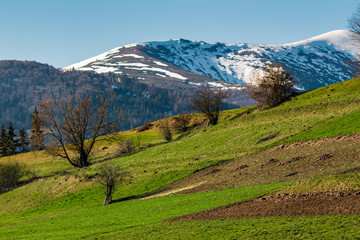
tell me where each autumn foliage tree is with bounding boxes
[248,63,294,110]
[40,94,120,168]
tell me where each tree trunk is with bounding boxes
[103,185,113,205]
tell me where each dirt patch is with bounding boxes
[261,158,279,168]
[233,165,249,171]
[314,153,333,162]
[146,133,360,197]
[279,156,305,166]
[192,155,207,161]
[141,181,207,200]
[256,132,280,144]
[273,134,360,151]
[206,169,221,175]
[166,190,360,221]
[284,172,299,177]
[341,167,360,174]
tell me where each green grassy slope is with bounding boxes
[1,78,360,239]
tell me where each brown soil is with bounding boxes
[166,190,360,222]
[154,133,360,196]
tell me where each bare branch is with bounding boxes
[248,63,294,110]
[40,92,121,168]
[190,88,228,126]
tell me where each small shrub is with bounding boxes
[0,161,27,193]
[117,139,135,156]
[95,161,123,205]
[137,123,152,132]
[172,114,191,133]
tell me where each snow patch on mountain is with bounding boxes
[154,61,168,66]
[65,30,357,91]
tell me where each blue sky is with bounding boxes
[0,0,358,68]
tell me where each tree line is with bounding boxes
[0,123,29,157]
[0,107,44,157]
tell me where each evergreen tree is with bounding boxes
[19,128,30,153]
[6,122,17,156]
[30,107,44,151]
[0,124,7,157]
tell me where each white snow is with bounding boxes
[154,61,168,66]
[64,29,356,90]
[188,82,202,86]
[283,30,357,55]
[64,46,121,70]
[126,66,187,80]
[156,73,167,78]
[113,62,148,67]
[92,66,118,74]
[113,54,144,59]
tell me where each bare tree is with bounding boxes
[40,94,120,168]
[159,117,172,142]
[248,63,294,110]
[348,4,360,42]
[96,161,123,205]
[348,4,360,76]
[191,88,228,126]
[172,113,191,133]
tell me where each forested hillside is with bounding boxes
[0,60,240,130]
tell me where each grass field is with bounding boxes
[1,78,360,239]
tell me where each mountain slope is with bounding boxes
[0,61,196,130]
[65,30,357,90]
[1,77,360,239]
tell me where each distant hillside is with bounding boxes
[65,30,356,90]
[1,77,360,239]
[1,60,238,130]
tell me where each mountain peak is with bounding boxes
[283,30,357,55]
[64,30,357,91]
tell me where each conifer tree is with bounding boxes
[0,124,7,157]
[6,122,17,156]
[30,107,44,151]
[19,128,30,153]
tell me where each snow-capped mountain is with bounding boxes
[65,30,357,91]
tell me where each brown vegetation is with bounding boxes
[117,139,136,156]
[159,118,172,142]
[248,63,294,110]
[96,161,123,205]
[150,134,360,195]
[0,161,29,193]
[172,113,192,133]
[167,190,360,221]
[137,123,153,132]
[191,88,228,126]
[40,94,121,168]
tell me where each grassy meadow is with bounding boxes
[1,78,360,239]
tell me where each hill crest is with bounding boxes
[65,30,357,90]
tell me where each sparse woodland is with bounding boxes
[0,60,198,131]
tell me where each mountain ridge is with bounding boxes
[65,30,357,91]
